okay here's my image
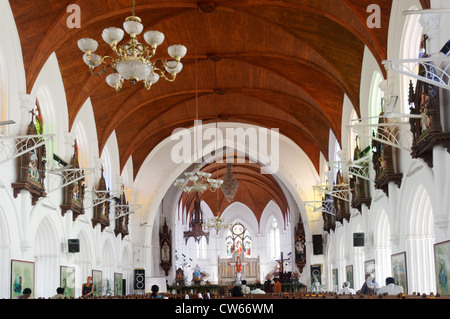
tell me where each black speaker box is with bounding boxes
[134,269,145,290]
[353,233,365,247]
[68,239,80,253]
[312,234,323,255]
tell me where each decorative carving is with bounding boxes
[11,117,47,205]
[334,171,350,223]
[349,142,371,211]
[372,113,403,196]
[160,219,172,276]
[60,140,86,221]
[184,192,209,244]
[294,215,306,274]
[322,194,336,233]
[409,60,450,167]
[91,166,110,231]
[114,186,129,239]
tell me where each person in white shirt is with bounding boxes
[377,277,404,295]
[241,280,251,295]
[338,281,356,295]
[250,283,266,294]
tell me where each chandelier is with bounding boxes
[204,214,231,234]
[173,165,223,193]
[77,0,187,91]
[221,163,239,202]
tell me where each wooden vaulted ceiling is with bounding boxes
[10,0,429,220]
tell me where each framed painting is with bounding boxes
[364,259,375,277]
[60,266,75,298]
[114,273,123,295]
[332,268,338,291]
[346,265,354,289]
[92,269,103,297]
[391,252,408,294]
[434,240,450,295]
[11,260,35,299]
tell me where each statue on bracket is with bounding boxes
[60,140,86,222]
[294,215,306,274]
[11,111,47,205]
[349,139,371,211]
[409,58,450,167]
[114,185,129,239]
[91,166,110,231]
[160,219,172,277]
[372,112,402,196]
[334,171,350,223]
[322,194,336,233]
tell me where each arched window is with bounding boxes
[368,71,384,127]
[400,6,424,113]
[226,222,251,257]
[196,236,207,259]
[269,218,280,260]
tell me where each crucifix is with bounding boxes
[275,252,286,273]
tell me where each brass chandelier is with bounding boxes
[77,0,187,91]
[221,163,239,202]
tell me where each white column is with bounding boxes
[419,13,441,57]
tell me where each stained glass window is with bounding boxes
[226,222,251,257]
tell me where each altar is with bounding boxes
[217,253,260,284]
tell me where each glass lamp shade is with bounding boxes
[145,72,160,84]
[144,31,165,47]
[165,61,183,74]
[102,27,125,45]
[123,20,144,36]
[168,45,187,60]
[78,38,98,52]
[83,53,101,67]
[106,73,123,88]
[116,60,152,82]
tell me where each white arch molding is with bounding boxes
[34,216,60,298]
[132,122,319,277]
[404,183,436,294]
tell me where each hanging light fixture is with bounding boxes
[173,164,223,193]
[204,166,231,234]
[221,163,239,202]
[77,0,187,91]
[204,132,231,234]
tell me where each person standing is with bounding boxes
[273,278,282,293]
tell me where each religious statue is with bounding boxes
[28,151,39,181]
[193,264,202,282]
[161,242,170,262]
[228,255,247,284]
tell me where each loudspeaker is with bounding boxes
[353,233,365,247]
[312,235,323,255]
[134,269,145,290]
[68,239,80,253]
